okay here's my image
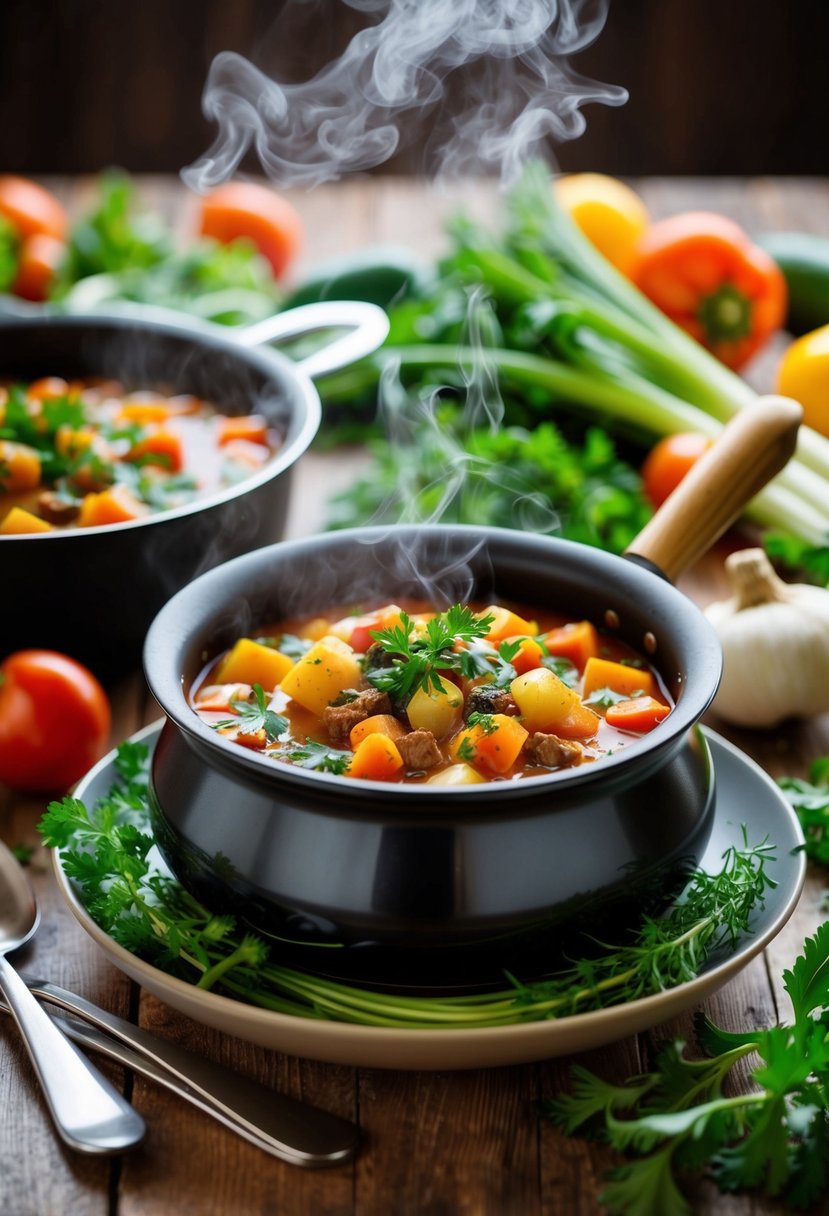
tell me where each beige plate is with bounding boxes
[53,722,805,1071]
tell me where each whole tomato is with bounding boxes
[641,432,714,508]
[0,651,111,792]
[199,181,303,278]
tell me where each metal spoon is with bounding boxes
[0,842,146,1155]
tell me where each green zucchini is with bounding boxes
[757,231,829,336]
[283,245,428,311]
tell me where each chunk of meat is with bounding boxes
[322,688,393,743]
[397,729,442,772]
[36,491,80,526]
[465,683,518,718]
[525,732,584,769]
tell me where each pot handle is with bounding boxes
[233,301,390,379]
[625,394,803,584]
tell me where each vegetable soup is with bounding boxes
[192,600,673,784]
[0,376,282,533]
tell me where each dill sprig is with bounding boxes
[38,742,775,1032]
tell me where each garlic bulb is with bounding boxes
[704,548,829,728]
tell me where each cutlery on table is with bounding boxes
[14,973,359,1167]
[0,842,146,1155]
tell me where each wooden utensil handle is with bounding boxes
[625,395,803,583]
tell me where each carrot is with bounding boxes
[555,701,602,740]
[346,732,404,781]
[349,714,406,749]
[0,506,52,534]
[128,429,184,472]
[217,414,270,447]
[505,636,545,675]
[77,485,147,527]
[27,376,70,400]
[194,683,254,712]
[581,656,659,702]
[450,713,528,775]
[605,696,671,733]
[543,620,600,671]
[479,605,537,643]
[118,401,173,425]
[0,440,41,491]
[199,181,303,278]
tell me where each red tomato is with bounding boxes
[12,233,66,301]
[0,176,68,242]
[0,651,111,792]
[641,432,714,508]
[199,181,303,278]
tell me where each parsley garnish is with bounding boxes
[467,712,498,735]
[367,605,495,701]
[215,684,287,744]
[584,685,643,709]
[276,739,353,774]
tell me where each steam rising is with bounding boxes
[183,0,626,190]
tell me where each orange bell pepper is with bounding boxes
[631,212,786,369]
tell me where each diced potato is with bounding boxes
[214,639,295,692]
[510,667,581,733]
[0,506,52,534]
[406,674,463,738]
[280,636,363,715]
[426,763,486,786]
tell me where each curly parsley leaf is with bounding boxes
[367,605,495,701]
[214,684,287,744]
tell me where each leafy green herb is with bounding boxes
[214,684,287,744]
[0,213,19,292]
[467,712,498,734]
[367,605,495,701]
[275,739,353,774]
[779,757,829,873]
[585,685,643,709]
[542,920,829,1215]
[455,737,477,762]
[253,633,313,660]
[37,750,776,1030]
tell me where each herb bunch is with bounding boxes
[366,605,499,701]
[542,920,829,1215]
[39,743,775,1030]
[779,757,829,869]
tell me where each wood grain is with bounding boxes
[1,177,828,1216]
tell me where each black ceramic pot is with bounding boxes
[143,399,801,988]
[0,303,387,676]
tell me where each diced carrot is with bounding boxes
[0,506,52,534]
[194,682,253,712]
[543,621,600,671]
[555,701,602,740]
[349,714,406,748]
[450,713,529,775]
[214,639,295,692]
[118,401,173,425]
[27,377,70,401]
[505,635,545,675]
[217,414,270,447]
[0,440,41,491]
[346,732,403,781]
[128,429,184,472]
[582,656,659,702]
[234,728,268,750]
[77,485,147,527]
[478,604,538,643]
[606,696,671,733]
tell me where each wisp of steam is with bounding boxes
[183,0,626,190]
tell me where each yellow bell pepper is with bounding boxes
[554,173,650,275]
[776,323,829,437]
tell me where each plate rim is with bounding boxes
[52,721,806,1068]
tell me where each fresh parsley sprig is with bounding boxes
[274,739,353,774]
[214,684,287,744]
[779,757,829,867]
[366,605,495,701]
[37,750,776,1031]
[542,895,829,1215]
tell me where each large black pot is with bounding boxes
[143,397,801,988]
[0,302,387,676]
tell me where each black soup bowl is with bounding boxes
[144,397,801,989]
[0,302,388,676]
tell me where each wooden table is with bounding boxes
[2,176,829,1216]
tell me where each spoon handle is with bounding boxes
[21,974,358,1166]
[0,958,146,1155]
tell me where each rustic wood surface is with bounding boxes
[1,176,828,1216]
